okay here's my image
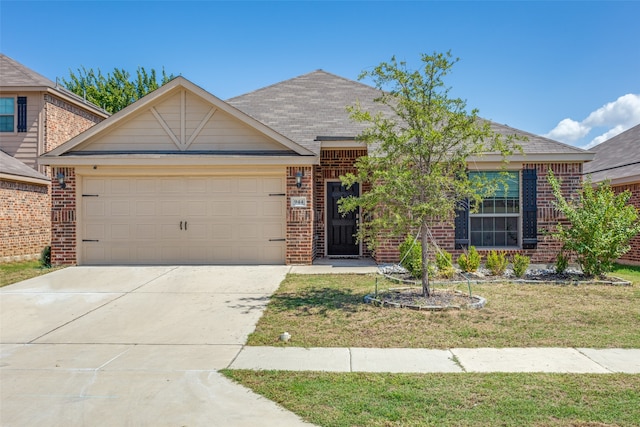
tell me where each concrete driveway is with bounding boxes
[0,266,312,426]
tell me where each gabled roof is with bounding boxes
[41,76,315,166]
[0,53,56,87]
[228,70,594,161]
[0,150,49,185]
[583,123,640,185]
[228,70,386,155]
[0,53,108,118]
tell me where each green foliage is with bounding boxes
[555,251,569,274]
[399,235,422,278]
[338,51,521,295]
[62,66,175,113]
[548,170,640,277]
[435,250,455,279]
[457,246,481,272]
[512,253,530,278]
[39,245,51,268]
[485,250,508,276]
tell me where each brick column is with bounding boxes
[51,167,77,265]
[286,166,314,264]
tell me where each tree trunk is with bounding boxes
[421,222,431,297]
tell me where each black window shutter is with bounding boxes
[454,199,469,249]
[17,97,27,132]
[522,168,538,249]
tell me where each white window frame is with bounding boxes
[469,171,522,249]
[0,96,16,133]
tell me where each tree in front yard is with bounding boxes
[339,51,519,296]
[62,66,175,113]
[548,170,640,277]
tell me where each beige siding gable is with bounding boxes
[73,90,290,153]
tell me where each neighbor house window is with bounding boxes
[0,97,15,132]
[469,171,520,247]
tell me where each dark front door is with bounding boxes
[327,182,359,256]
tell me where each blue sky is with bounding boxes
[2,1,639,148]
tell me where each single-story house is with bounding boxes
[583,123,640,265]
[0,53,108,261]
[40,71,594,266]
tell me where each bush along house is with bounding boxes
[40,71,594,266]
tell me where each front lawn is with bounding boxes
[247,274,640,348]
[612,263,640,285]
[223,371,640,427]
[0,260,63,288]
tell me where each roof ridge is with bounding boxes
[0,53,56,87]
[227,69,379,101]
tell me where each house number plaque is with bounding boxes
[291,196,307,208]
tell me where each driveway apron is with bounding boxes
[0,266,312,426]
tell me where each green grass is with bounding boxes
[223,370,640,427]
[0,260,63,287]
[247,274,640,348]
[612,263,640,285]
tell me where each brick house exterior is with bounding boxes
[584,124,640,265]
[0,54,108,262]
[42,72,594,266]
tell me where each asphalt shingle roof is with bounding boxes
[0,53,56,87]
[228,70,591,157]
[583,123,640,183]
[0,150,49,182]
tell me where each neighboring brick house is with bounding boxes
[584,123,640,265]
[0,53,108,261]
[0,150,50,261]
[41,71,594,266]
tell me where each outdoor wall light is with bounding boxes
[56,172,66,189]
[295,170,304,188]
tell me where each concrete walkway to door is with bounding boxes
[0,266,314,427]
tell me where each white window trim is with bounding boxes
[468,171,523,249]
[0,96,16,133]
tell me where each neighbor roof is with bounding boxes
[0,53,108,117]
[0,150,49,184]
[583,123,640,185]
[228,70,594,161]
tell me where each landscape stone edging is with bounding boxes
[364,288,487,311]
[379,272,631,287]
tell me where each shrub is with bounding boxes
[435,250,455,279]
[555,251,569,274]
[512,253,530,278]
[548,170,640,277]
[435,250,452,270]
[457,246,481,272]
[40,245,51,268]
[485,250,508,276]
[399,235,422,278]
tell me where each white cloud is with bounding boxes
[545,93,640,147]
[584,125,626,149]
[544,118,590,142]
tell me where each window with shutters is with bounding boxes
[469,171,520,247]
[0,97,15,132]
[455,169,537,249]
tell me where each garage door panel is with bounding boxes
[111,224,131,240]
[81,174,285,265]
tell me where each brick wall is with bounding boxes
[0,179,50,262]
[42,94,104,177]
[315,148,371,258]
[50,167,77,265]
[374,162,584,265]
[286,166,314,264]
[612,182,640,265]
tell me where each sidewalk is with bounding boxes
[229,346,640,374]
